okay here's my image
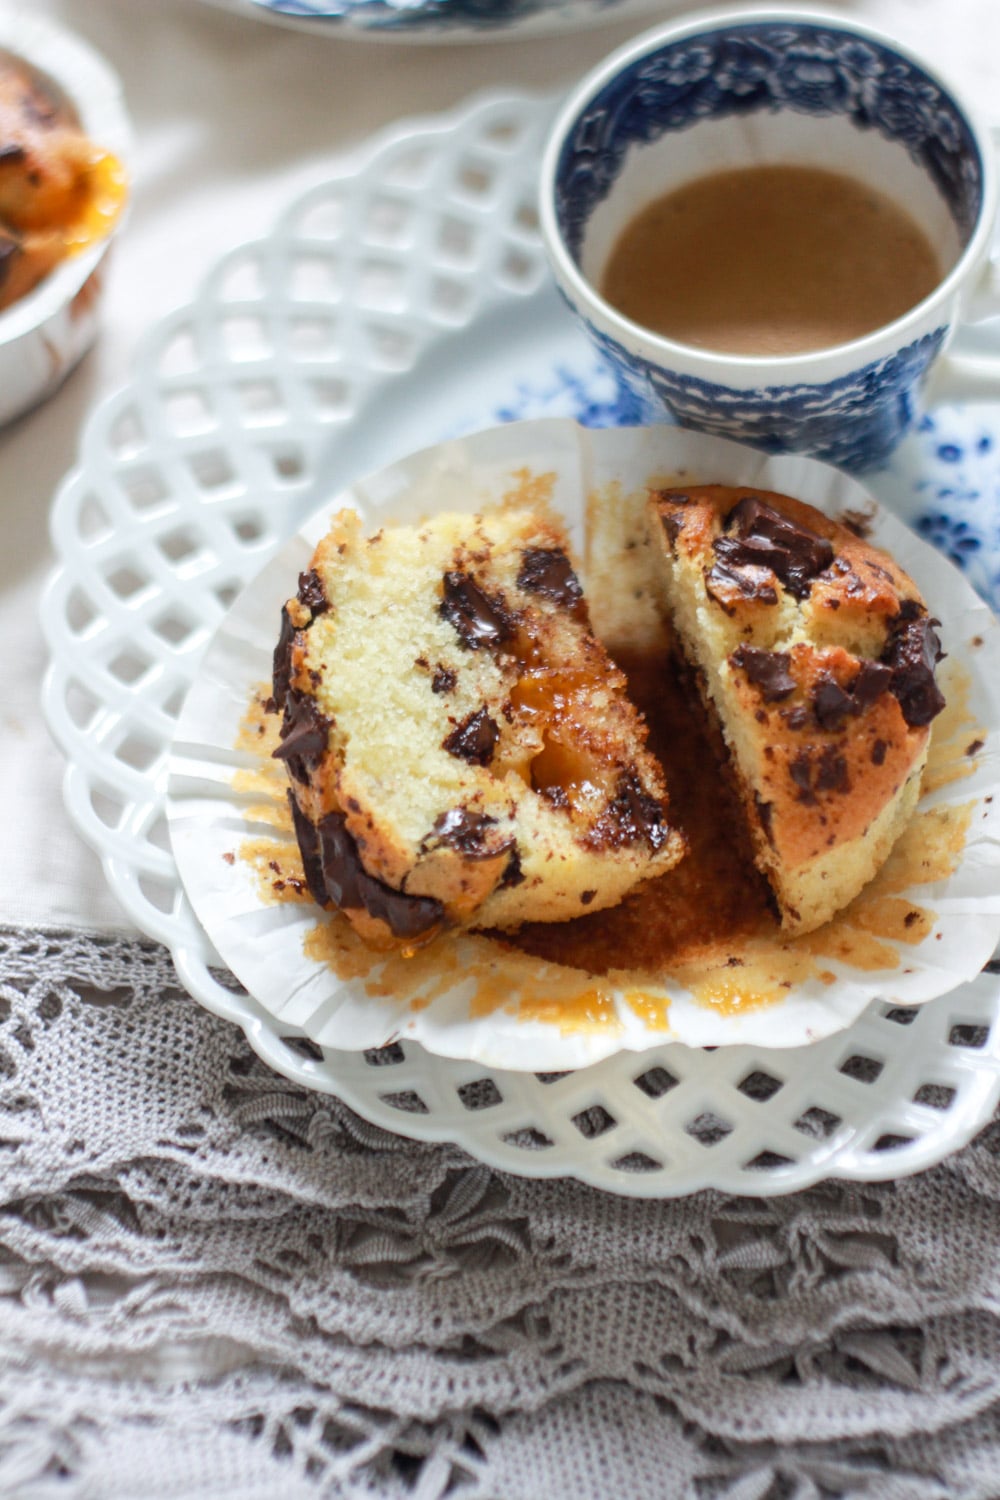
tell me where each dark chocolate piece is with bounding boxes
[439,571,515,651]
[443,707,499,766]
[871,738,888,766]
[587,769,669,851]
[812,660,893,731]
[287,792,328,908]
[812,676,856,731]
[297,568,330,616]
[815,746,849,794]
[790,751,816,804]
[715,495,835,599]
[659,510,687,548]
[789,744,850,802]
[851,660,893,707]
[272,691,331,781]
[881,604,946,727]
[704,559,779,612]
[316,812,442,939]
[783,705,810,731]
[271,605,296,711]
[500,847,525,887]
[730,644,795,701]
[425,808,510,860]
[516,548,584,609]
[431,666,457,695]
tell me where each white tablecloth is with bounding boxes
[4,0,1000,935]
[5,9,1000,1497]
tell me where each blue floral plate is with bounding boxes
[201,0,667,40]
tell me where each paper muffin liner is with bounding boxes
[166,420,1000,1070]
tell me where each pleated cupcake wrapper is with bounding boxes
[166,420,1000,1070]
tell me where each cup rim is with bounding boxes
[539,3,998,375]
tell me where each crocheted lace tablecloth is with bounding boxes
[3,925,1000,1498]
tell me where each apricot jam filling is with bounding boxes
[509,666,611,810]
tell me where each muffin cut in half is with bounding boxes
[272,507,685,950]
[648,484,945,935]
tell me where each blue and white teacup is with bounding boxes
[539,7,1000,472]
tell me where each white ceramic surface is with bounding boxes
[41,90,1000,1195]
[0,13,131,427]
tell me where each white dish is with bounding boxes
[0,14,131,426]
[42,89,1000,1195]
[167,417,1000,1068]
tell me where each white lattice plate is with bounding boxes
[41,90,1000,1194]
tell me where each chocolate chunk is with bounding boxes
[659,510,687,549]
[297,568,330,616]
[272,606,297,712]
[443,706,499,765]
[783,705,810,731]
[588,769,669,851]
[425,808,510,860]
[882,606,946,727]
[272,691,331,780]
[431,665,457,695]
[730,644,795,701]
[851,660,893,707]
[287,792,328,908]
[816,746,849,794]
[316,812,443,939]
[704,558,779,612]
[516,548,584,609]
[790,751,816,804]
[501,847,525,887]
[717,495,835,599]
[439,571,515,651]
[871,738,888,766]
[580,889,597,905]
[813,676,856,731]
[789,744,850,800]
[812,660,893,730]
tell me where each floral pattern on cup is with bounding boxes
[555,23,982,263]
[582,317,949,472]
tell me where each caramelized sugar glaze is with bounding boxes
[504,646,772,969]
